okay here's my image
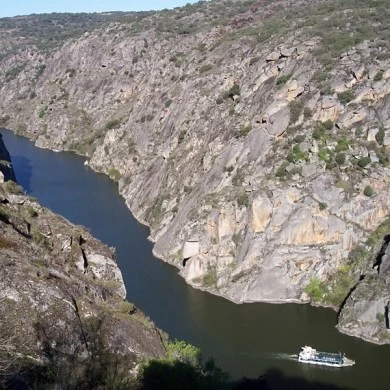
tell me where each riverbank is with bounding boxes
[4,127,390,389]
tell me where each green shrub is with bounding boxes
[325,266,354,306]
[318,148,331,162]
[6,181,23,194]
[375,127,385,145]
[313,121,332,142]
[358,156,371,168]
[303,107,313,120]
[199,64,212,73]
[335,137,349,152]
[294,134,305,143]
[165,340,201,366]
[337,90,355,104]
[348,245,368,267]
[335,152,346,165]
[378,150,390,166]
[237,192,249,207]
[228,83,240,98]
[363,185,374,197]
[0,206,9,221]
[319,202,327,210]
[377,313,385,323]
[238,123,252,137]
[249,56,260,66]
[287,144,309,163]
[203,268,217,287]
[374,71,383,82]
[105,119,121,130]
[27,206,38,218]
[118,300,135,314]
[108,168,121,181]
[0,115,10,126]
[322,120,334,130]
[5,65,24,82]
[304,277,327,302]
[0,236,14,248]
[289,100,304,124]
[38,107,47,118]
[276,74,291,87]
[178,130,186,144]
[365,218,390,248]
[276,161,289,177]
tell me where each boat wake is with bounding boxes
[270,353,299,361]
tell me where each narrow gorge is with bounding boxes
[0,133,169,387]
[1,0,390,345]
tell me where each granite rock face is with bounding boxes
[1,0,390,343]
[337,242,390,344]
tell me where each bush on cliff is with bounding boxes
[138,340,229,390]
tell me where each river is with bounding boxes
[2,128,390,389]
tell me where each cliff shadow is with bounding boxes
[2,362,354,390]
[232,368,353,390]
[138,361,352,390]
[7,155,32,194]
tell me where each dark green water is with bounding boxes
[2,129,390,389]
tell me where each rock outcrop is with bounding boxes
[0,133,16,182]
[1,0,390,343]
[0,135,165,385]
[338,240,390,344]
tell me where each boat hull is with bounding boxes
[298,346,355,367]
[298,357,355,368]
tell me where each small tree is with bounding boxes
[364,185,374,197]
[335,152,346,165]
[337,90,355,104]
[358,156,371,168]
[375,127,385,145]
[304,277,327,302]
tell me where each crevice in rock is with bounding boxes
[182,257,189,267]
[71,296,89,352]
[373,234,390,274]
[385,301,389,329]
[80,247,89,273]
[337,275,365,318]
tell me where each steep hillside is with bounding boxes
[1,0,390,343]
[0,134,166,387]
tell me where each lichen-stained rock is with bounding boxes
[276,206,346,246]
[314,97,342,122]
[250,194,272,233]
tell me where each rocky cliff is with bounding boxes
[1,0,390,343]
[0,135,166,386]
